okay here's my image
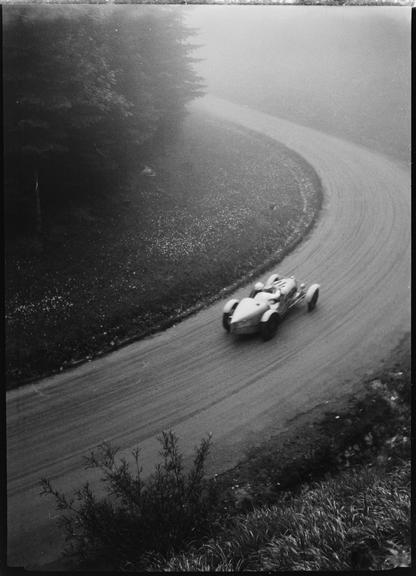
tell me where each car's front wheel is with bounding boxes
[305,284,320,312]
[307,288,319,311]
[260,313,279,341]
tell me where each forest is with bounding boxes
[4,5,203,244]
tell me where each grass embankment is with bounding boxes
[5,111,322,387]
[159,465,409,571]
[43,337,410,571]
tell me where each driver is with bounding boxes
[269,289,281,304]
[250,281,265,298]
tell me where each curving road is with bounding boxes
[7,96,410,568]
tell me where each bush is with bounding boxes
[41,431,220,570]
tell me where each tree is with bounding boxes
[4,5,204,239]
[4,6,130,239]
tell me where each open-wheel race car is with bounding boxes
[222,273,320,341]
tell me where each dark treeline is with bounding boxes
[4,5,203,242]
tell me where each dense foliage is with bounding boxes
[4,5,203,238]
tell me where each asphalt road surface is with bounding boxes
[7,96,410,569]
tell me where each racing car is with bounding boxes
[222,273,320,341]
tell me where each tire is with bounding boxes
[260,314,279,341]
[222,302,238,332]
[307,288,319,311]
[222,312,232,332]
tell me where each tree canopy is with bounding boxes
[4,5,204,234]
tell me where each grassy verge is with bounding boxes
[157,463,410,571]
[5,110,322,388]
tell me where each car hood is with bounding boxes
[231,297,269,324]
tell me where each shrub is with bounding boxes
[40,431,220,570]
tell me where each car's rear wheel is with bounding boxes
[307,288,319,311]
[222,302,238,332]
[260,314,279,341]
[222,312,232,332]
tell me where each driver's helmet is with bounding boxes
[254,281,264,292]
[274,274,280,282]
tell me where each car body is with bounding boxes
[222,273,320,340]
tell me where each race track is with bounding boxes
[7,96,411,568]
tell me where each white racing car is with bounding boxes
[222,273,320,341]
